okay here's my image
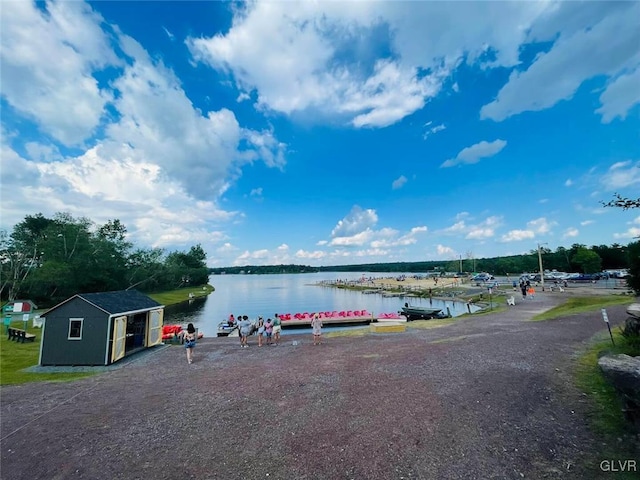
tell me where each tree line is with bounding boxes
[1,213,209,307]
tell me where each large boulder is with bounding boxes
[627,303,640,319]
[598,354,640,429]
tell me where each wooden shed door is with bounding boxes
[147,309,163,346]
[112,316,127,363]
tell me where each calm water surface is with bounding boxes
[164,272,475,337]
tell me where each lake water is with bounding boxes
[164,272,476,337]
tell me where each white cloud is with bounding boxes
[613,227,640,240]
[527,217,556,234]
[422,122,446,140]
[0,1,118,145]
[565,179,573,187]
[216,243,238,254]
[596,66,640,123]
[295,249,327,260]
[331,206,378,238]
[330,229,375,247]
[580,220,595,226]
[162,26,175,41]
[436,244,455,256]
[499,217,555,242]
[466,228,495,240]
[481,2,640,121]
[187,2,549,128]
[441,139,506,168]
[501,230,535,242]
[370,226,427,248]
[250,188,263,197]
[105,34,286,200]
[562,228,579,239]
[443,221,467,234]
[464,215,502,240]
[600,160,640,190]
[392,175,408,190]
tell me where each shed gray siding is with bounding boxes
[40,297,110,366]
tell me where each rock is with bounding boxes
[598,354,640,429]
[622,315,640,337]
[627,303,640,319]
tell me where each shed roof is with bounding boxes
[44,290,162,317]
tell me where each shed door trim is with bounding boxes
[147,309,163,347]
[111,315,127,363]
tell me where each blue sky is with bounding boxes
[1,1,639,268]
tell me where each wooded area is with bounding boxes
[1,213,209,307]
[210,242,635,276]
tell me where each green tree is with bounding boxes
[571,247,602,274]
[126,247,166,291]
[626,241,640,293]
[0,214,54,300]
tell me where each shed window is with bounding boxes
[68,318,83,340]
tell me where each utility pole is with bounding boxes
[538,242,548,291]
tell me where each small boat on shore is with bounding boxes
[217,321,238,337]
[400,305,443,320]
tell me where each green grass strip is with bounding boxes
[146,284,214,306]
[532,295,633,322]
[0,320,94,385]
[573,330,640,477]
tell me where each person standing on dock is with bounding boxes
[272,314,282,345]
[311,313,323,345]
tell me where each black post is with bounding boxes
[602,309,615,346]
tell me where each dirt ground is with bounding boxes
[1,290,638,479]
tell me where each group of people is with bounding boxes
[184,312,324,364]
[228,312,323,347]
[228,313,283,348]
[517,279,535,299]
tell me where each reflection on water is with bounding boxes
[164,272,478,337]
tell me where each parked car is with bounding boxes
[569,273,600,282]
[471,273,494,281]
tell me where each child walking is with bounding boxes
[311,313,323,345]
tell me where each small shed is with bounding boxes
[39,290,165,366]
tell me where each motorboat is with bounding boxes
[217,321,238,337]
[400,304,443,320]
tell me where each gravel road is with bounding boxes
[1,291,638,479]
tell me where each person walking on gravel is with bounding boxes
[265,318,273,345]
[257,316,265,347]
[311,313,323,345]
[272,313,282,345]
[238,315,251,348]
[184,323,197,364]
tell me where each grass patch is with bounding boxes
[532,295,633,322]
[324,327,369,338]
[147,284,214,306]
[574,330,640,474]
[0,320,94,385]
[407,318,457,329]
